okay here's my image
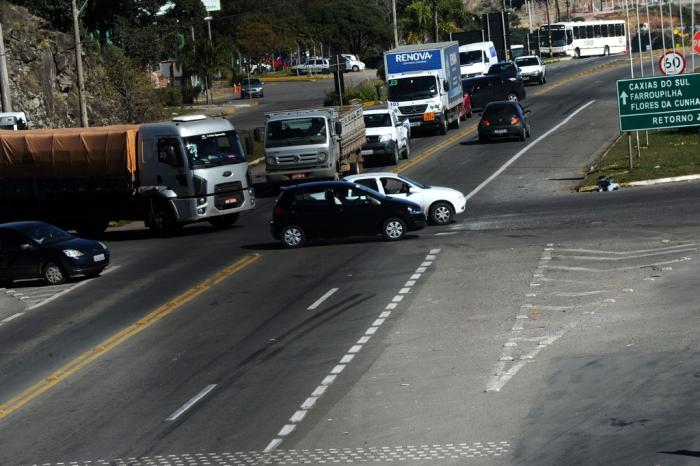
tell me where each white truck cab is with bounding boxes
[0,112,28,130]
[459,41,499,78]
[361,108,410,165]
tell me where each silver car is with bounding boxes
[241,78,264,98]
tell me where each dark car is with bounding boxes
[0,221,110,285]
[478,101,531,143]
[487,61,522,82]
[462,76,526,111]
[241,78,264,98]
[270,181,426,248]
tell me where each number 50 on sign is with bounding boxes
[659,51,685,76]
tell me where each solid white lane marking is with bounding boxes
[556,248,699,261]
[543,257,691,272]
[558,244,698,255]
[165,384,217,422]
[25,265,122,311]
[0,313,24,324]
[465,100,596,202]
[307,287,339,310]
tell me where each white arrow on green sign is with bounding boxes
[616,73,700,131]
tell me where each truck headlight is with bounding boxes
[379,134,392,142]
[63,249,84,258]
[318,152,328,161]
[266,156,276,165]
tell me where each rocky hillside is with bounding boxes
[0,2,160,128]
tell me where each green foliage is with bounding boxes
[100,45,164,122]
[324,80,383,106]
[160,87,183,107]
[400,0,472,43]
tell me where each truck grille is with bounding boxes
[276,153,318,165]
[214,181,244,210]
[366,135,380,143]
[399,104,427,115]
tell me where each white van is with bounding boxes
[459,41,499,78]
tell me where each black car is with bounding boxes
[487,61,522,82]
[478,101,532,143]
[270,181,426,248]
[462,76,526,111]
[0,221,110,285]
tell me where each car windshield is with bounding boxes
[243,78,261,86]
[183,130,246,167]
[515,57,539,67]
[387,76,438,102]
[460,50,483,65]
[266,117,327,147]
[398,174,429,189]
[364,113,392,128]
[489,63,516,74]
[16,223,73,245]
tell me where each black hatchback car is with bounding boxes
[270,181,426,248]
[478,101,532,143]
[0,221,110,285]
[462,76,526,111]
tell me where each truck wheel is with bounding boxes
[281,225,305,248]
[429,201,454,225]
[382,218,407,241]
[402,140,410,160]
[388,145,399,165]
[438,114,448,135]
[450,113,461,129]
[75,219,109,238]
[149,202,179,235]
[43,262,67,285]
[209,213,240,229]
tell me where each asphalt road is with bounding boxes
[2,54,699,466]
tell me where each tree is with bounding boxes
[400,0,470,43]
[11,0,72,31]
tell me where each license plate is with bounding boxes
[423,112,435,122]
[410,122,421,127]
[224,197,237,205]
[291,173,306,180]
[361,150,373,156]
[93,253,105,262]
[493,129,507,134]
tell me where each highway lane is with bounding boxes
[0,54,654,465]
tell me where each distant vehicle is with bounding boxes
[510,44,526,58]
[539,20,626,57]
[361,108,410,165]
[291,58,330,75]
[0,221,110,285]
[260,105,366,184]
[384,41,463,135]
[345,172,466,225]
[249,63,272,74]
[241,78,264,98]
[0,112,28,131]
[0,115,255,235]
[340,54,366,72]
[487,61,522,82]
[478,101,531,143]
[459,41,499,78]
[515,56,546,85]
[462,76,526,110]
[270,181,426,248]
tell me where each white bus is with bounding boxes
[539,21,626,58]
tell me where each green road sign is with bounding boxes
[616,73,700,131]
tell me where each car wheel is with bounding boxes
[429,201,453,225]
[519,129,527,141]
[507,93,518,102]
[352,65,359,72]
[281,225,305,248]
[388,144,399,165]
[43,262,66,285]
[526,127,531,138]
[382,218,407,241]
[539,76,545,85]
[402,140,410,160]
[209,213,240,229]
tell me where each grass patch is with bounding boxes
[581,128,700,188]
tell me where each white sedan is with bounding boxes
[344,172,466,225]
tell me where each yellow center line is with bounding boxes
[0,252,262,420]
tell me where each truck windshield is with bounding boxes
[363,113,392,128]
[266,117,327,148]
[183,130,246,167]
[387,76,438,102]
[460,50,483,65]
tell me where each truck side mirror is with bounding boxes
[335,121,343,136]
[253,127,262,142]
[443,80,450,92]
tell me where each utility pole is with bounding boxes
[432,0,439,42]
[0,22,12,112]
[545,0,553,57]
[392,0,399,47]
[71,0,88,127]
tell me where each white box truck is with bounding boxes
[384,41,463,136]
[459,41,499,78]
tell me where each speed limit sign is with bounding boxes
[659,50,685,75]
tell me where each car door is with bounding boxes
[0,229,41,280]
[289,187,337,238]
[331,186,382,235]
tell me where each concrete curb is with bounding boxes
[578,174,700,192]
[261,75,332,82]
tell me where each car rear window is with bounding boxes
[483,104,519,119]
[515,57,539,66]
[489,63,515,74]
[291,188,329,206]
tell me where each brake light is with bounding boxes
[481,119,490,126]
[510,116,521,125]
[273,206,285,218]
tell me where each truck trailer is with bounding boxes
[384,42,463,135]
[0,115,255,235]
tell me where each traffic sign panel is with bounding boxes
[694,32,700,55]
[616,74,700,131]
[658,50,685,76]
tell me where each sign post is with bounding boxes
[616,74,700,132]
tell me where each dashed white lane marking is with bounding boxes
[464,100,596,202]
[263,250,440,453]
[165,384,217,422]
[306,287,339,310]
[37,441,511,465]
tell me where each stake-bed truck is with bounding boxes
[0,115,255,235]
[384,41,463,135]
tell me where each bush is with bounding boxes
[324,80,384,106]
[160,87,183,107]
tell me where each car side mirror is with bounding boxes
[408,187,419,195]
